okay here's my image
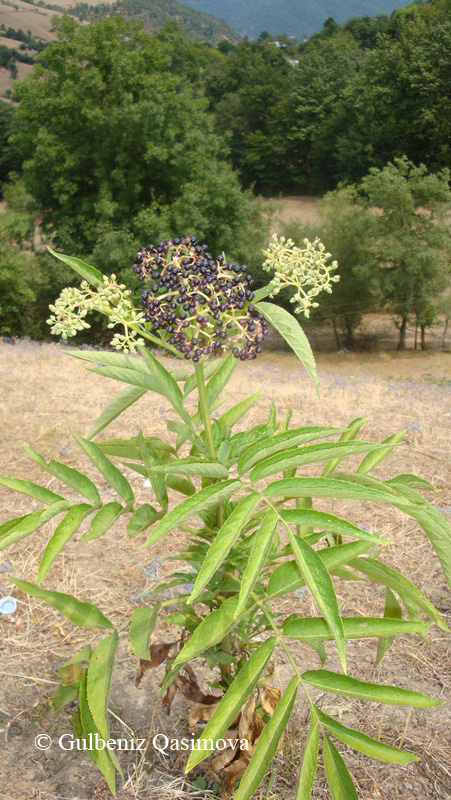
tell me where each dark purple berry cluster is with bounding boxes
[132,236,268,361]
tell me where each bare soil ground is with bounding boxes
[0,339,449,800]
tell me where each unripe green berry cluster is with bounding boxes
[47,276,145,353]
[262,234,339,317]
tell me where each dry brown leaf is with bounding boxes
[177,666,221,705]
[223,757,248,779]
[161,682,178,715]
[262,661,275,681]
[237,694,256,741]
[188,702,220,729]
[210,742,239,772]
[238,694,264,748]
[134,641,178,687]
[223,756,253,795]
[261,686,282,716]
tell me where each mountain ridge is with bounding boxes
[179,0,411,38]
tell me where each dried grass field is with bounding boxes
[0,340,450,800]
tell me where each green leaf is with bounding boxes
[11,578,114,630]
[48,249,104,288]
[234,676,299,800]
[302,669,442,707]
[387,474,439,493]
[62,644,93,666]
[267,540,373,600]
[87,386,146,439]
[86,364,164,399]
[66,349,146,370]
[296,709,319,800]
[284,616,431,642]
[126,504,160,538]
[137,430,168,510]
[98,436,174,460]
[238,426,345,476]
[59,658,84,685]
[251,441,387,482]
[0,502,71,551]
[143,479,242,547]
[405,505,451,588]
[322,417,367,477]
[166,419,207,453]
[264,476,403,504]
[86,631,119,740]
[348,557,448,631]
[72,431,134,506]
[0,476,63,505]
[255,302,317,390]
[188,493,261,604]
[38,503,93,582]
[376,588,403,665]
[307,640,328,666]
[0,512,41,548]
[81,502,124,541]
[323,735,358,800]
[288,532,347,673]
[0,514,31,541]
[203,354,237,408]
[173,596,240,667]
[357,432,404,474]
[154,459,229,479]
[52,682,79,711]
[129,604,161,659]
[166,475,197,496]
[185,637,276,771]
[235,509,278,617]
[279,509,387,545]
[138,346,193,427]
[170,366,191,382]
[24,445,101,505]
[316,707,418,763]
[79,672,117,794]
[218,392,260,430]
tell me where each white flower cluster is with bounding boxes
[47,276,145,353]
[261,234,339,317]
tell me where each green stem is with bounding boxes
[195,359,229,672]
[131,325,179,356]
[195,360,224,529]
[195,360,216,460]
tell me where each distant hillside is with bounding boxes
[181,0,411,38]
[70,0,241,43]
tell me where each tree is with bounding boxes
[10,17,263,270]
[0,101,19,192]
[204,40,293,192]
[0,236,35,336]
[360,157,450,350]
[333,16,451,183]
[287,32,362,190]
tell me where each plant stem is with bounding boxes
[194,360,216,460]
[195,359,230,670]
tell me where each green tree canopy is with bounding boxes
[204,39,293,192]
[360,157,450,349]
[11,16,263,267]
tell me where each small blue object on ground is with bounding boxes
[0,596,18,615]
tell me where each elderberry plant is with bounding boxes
[1,238,449,800]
